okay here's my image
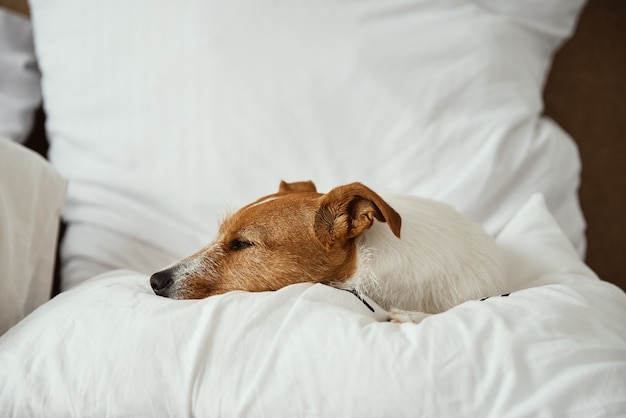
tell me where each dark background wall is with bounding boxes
[543,0,625,291]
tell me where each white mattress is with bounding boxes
[1,195,624,417]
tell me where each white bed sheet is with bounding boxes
[1,194,624,417]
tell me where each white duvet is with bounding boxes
[1,195,625,417]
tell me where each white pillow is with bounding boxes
[0,137,66,335]
[1,195,624,416]
[0,8,41,143]
[28,0,587,289]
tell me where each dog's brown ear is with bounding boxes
[278,180,317,193]
[314,182,401,250]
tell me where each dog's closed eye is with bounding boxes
[228,239,254,251]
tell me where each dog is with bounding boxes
[150,181,505,323]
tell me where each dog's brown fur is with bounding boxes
[151,181,400,299]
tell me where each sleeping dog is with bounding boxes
[150,181,505,323]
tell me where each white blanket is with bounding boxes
[1,194,624,417]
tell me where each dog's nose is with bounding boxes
[150,269,174,296]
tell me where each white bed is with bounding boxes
[1,0,625,416]
[2,193,626,416]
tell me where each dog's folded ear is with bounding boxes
[278,180,317,193]
[314,183,401,250]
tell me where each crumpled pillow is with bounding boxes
[0,137,66,334]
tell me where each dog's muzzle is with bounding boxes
[150,267,175,297]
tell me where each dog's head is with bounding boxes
[150,181,401,299]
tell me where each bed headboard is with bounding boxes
[543,0,625,291]
[10,0,625,292]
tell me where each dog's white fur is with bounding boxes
[150,181,505,323]
[343,194,505,322]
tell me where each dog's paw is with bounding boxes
[387,309,431,324]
